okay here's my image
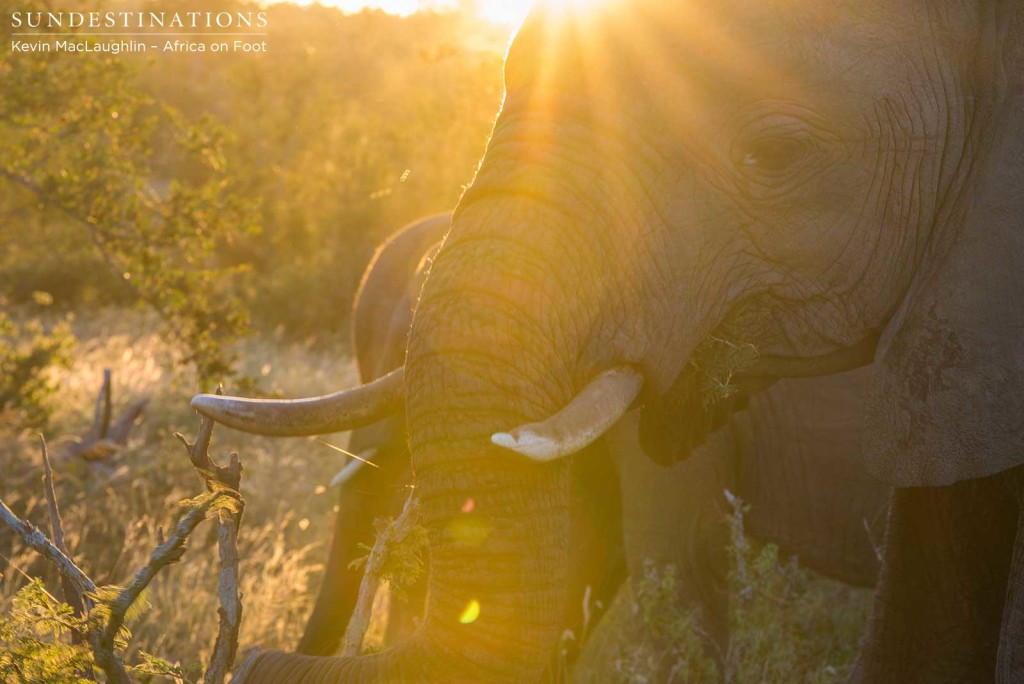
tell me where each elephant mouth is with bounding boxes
[635,361,752,466]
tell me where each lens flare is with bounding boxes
[459,599,481,624]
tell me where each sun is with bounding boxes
[477,0,535,26]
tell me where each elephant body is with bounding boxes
[196,1,1024,680]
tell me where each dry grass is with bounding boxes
[1,309,360,676]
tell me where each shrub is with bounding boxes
[0,312,75,429]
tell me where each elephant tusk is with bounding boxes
[191,367,404,437]
[491,365,644,462]
[329,448,378,487]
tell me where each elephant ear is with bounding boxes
[863,16,1024,486]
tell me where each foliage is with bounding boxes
[0,579,92,684]
[0,0,258,384]
[0,314,349,675]
[126,649,198,684]
[349,511,429,601]
[2,0,507,351]
[691,337,760,407]
[601,496,870,684]
[0,312,76,429]
[0,580,201,683]
[611,559,720,683]
[725,502,869,683]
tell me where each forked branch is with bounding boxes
[175,387,245,684]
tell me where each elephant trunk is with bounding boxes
[244,203,600,681]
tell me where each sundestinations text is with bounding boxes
[11,11,268,30]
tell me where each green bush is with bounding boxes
[0,312,75,429]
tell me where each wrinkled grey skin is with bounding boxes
[297,219,888,674]
[239,1,1024,680]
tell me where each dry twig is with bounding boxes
[92,368,112,441]
[0,499,95,598]
[64,369,148,461]
[40,434,92,673]
[342,494,420,656]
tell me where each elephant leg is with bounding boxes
[851,467,1021,683]
[297,484,386,655]
[566,441,626,642]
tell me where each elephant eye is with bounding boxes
[737,135,810,176]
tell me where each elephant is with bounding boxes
[194,0,1024,681]
[296,215,888,671]
[297,213,627,659]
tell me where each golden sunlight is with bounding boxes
[288,0,418,16]
[477,0,534,26]
[287,0,537,26]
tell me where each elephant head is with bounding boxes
[194,0,1023,679]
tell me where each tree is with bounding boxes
[1,4,258,384]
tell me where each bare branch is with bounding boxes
[63,372,148,461]
[40,435,69,560]
[176,386,241,491]
[724,489,750,600]
[92,368,112,440]
[177,399,245,684]
[40,434,92,665]
[208,500,242,684]
[98,490,238,662]
[343,495,419,656]
[107,398,149,445]
[0,498,96,598]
